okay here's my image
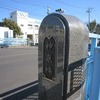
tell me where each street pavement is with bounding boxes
[0,46,38,94]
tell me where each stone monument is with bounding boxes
[38,13,89,100]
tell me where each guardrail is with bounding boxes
[0,80,38,100]
[85,33,100,100]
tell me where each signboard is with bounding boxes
[43,36,56,81]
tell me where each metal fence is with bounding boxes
[0,38,27,46]
[85,33,100,100]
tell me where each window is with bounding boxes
[35,34,38,38]
[35,25,39,30]
[4,32,8,38]
[10,15,12,18]
[28,24,32,29]
[20,24,24,27]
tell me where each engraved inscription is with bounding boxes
[43,36,56,80]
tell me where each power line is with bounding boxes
[10,0,46,9]
[55,0,87,9]
[0,3,19,11]
[0,5,13,11]
[0,3,45,20]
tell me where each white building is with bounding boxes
[10,10,41,45]
[0,27,13,38]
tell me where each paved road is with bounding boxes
[0,47,38,94]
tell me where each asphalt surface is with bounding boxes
[0,46,38,94]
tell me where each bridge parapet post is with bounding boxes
[38,13,89,100]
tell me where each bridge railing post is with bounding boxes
[38,13,89,100]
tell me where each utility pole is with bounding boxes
[87,8,93,31]
[47,6,50,15]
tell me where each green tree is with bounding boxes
[2,18,23,37]
[88,20,96,33]
[96,24,100,34]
